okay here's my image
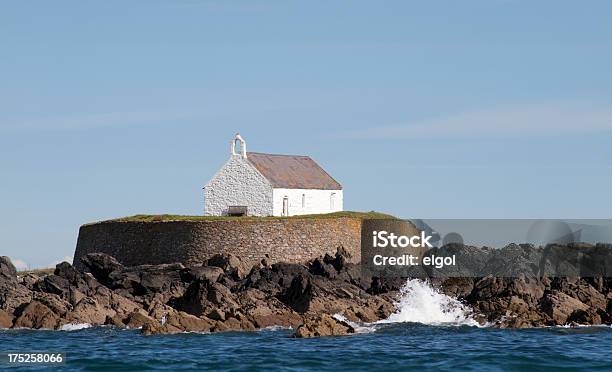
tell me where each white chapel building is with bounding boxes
[204,134,343,217]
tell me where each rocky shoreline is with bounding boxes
[1,244,611,337]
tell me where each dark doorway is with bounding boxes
[228,206,248,216]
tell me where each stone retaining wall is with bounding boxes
[73,217,363,269]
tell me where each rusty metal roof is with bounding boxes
[247,152,342,190]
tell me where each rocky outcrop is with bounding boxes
[13,301,60,329]
[540,291,589,324]
[1,243,611,336]
[430,243,612,328]
[294,314,355,338]
[0,248,394,336]
[0,256,17,278]
[0,309,13,328]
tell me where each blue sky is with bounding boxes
[1,1,611,268]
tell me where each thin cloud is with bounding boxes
[0,110,193,131]
[349,103,612,139]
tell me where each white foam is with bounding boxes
[379,279,480,327]
[258,325,293,332]
[60,323,92,331]
[333,314,374,334]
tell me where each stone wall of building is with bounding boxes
[204,155,273,217]
[73,217,363,270]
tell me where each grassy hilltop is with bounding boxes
[96,211,397,224]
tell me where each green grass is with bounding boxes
[90,211,397,224]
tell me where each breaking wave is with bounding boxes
[333,314,374,334]
[60,323,92,331]
[379,279,480,327]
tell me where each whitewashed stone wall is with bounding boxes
[204,155,273,216]
[272,188,343,216]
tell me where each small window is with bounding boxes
[330,193,336,210]
[301,194,306,208]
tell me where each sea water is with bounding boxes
[2,280,612,371]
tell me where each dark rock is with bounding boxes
[141,309,214,335]
[217,274,238,290]
[18,273,39,290]
[173,278,212,317]
[280,274,313,313]
[469,276,544,303]
[425,244,492,278]
[235,289,302,329]
[243,262,310,295]
[293,314,355,338]
[550,278,607,311]
[331,246,351,271]
[207,283,238,308]
[53,262,91,294]
[180,266,224,283]
[33,275,71,297]
[309,258,337,279]
[368,277,405,295]
[335,262,371,291]
[567,308,603,325]
[104,314,125,327]
[0,309,14,328]
[206,254,249,280]
[54,262,80,283]
[540,244,586,278]
[369,277,385,295]
[440,277,474,299]
[140,270,180,294]
[3,246,610,334]
[98,263,186,302]
[81,253,124,285]
[483,244,542,277]
[124,310,157,329]
[13,301,60,329]
[107,270,142,293]
[215,316,251,331]
[584,276,606,293]
[65,297,112,325]
[163,311,214,333]
[0,256,17,279]
[540,290,589,325]
[141,321,165,335]
[207,308,225,321]
[32,292,70,318]
[0,280,34,315]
